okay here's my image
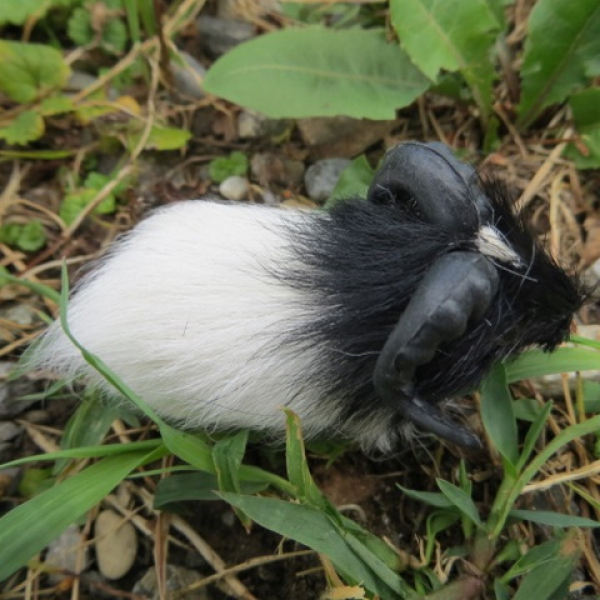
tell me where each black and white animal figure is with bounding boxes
[29,142,583,451]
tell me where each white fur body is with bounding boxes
[32,201,400,451]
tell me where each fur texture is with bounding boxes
[29,178,582,452]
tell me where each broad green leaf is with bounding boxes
[481,364,518,465]
[565,87,600,169]
[0,449,154,581]
[0,149,75,159]
[0,0,79,25]
[396,484,454,509]
[518,0,600,127]
[0,41,70,103]
[127,123,191,151]
[153,472,267,507]
[389,0,500,121]
[505,347,600,383]
[0,110,44,145]
[219,493,412,599]
[159,423,215,472]
[39,95,75,116]
[509,509,600,528]
[436,479,483,529]
[325,155,375,209]
[512,531,581,600]
[204,28,430,119]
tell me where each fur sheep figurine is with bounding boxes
[29,142,583,451]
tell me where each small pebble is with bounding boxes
[0,361,37,419]
[219,176,249,201]
[304,158,351,204]
[94,509,138,580]
[0,421,21,443]
[23,409,51,424]
[251,153,305,188]
[172,51,206,99]
[45,524,89,582]
[197,15,255,57]
[133,565,210,600]
[0,467,21,497]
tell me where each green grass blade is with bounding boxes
[481,364,518,465]
[396,484,454,508]
[508,509,600,528]
[0,439,163,470]
[123,0,140,43]
[58,264,162,422]
[505,347,600,383]
[0,449,154,581]
[0,268,60,303]
[285,409,327,507]
[516,401,553,471]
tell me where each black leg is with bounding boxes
[373,251,499,448]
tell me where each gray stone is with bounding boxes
[0,304,39,328]
[197,15,255,57]
[133,565,210,600]
[23,409,51,424]
[172,51,206,100]
[297,117,394,158]
[0,443,12,464]
[219,176,249,202]
[45,524,89,582]
[0,362,38,419]
[251,153,305,188]
[94,509,138,580]
[304,158,351,204]
[0,421,21,443]
[0,467,22,497]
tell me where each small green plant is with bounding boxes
[0,220,47,252]
[208,151,249,183]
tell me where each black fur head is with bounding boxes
[277,143,583,438]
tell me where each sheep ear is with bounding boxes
[367,142,492,230]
